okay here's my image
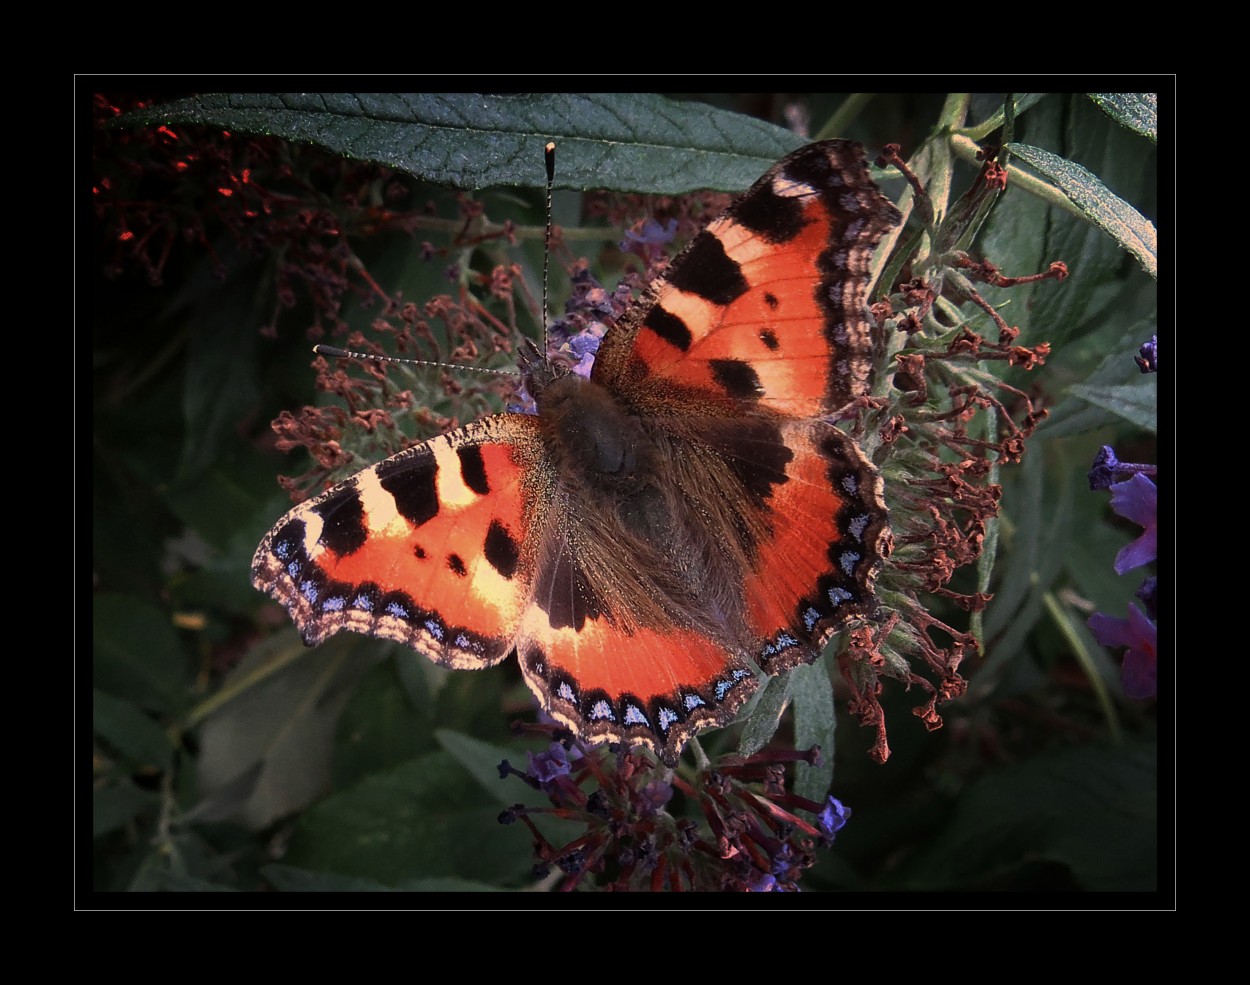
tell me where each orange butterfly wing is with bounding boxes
[592,140,899,417]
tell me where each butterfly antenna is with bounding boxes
[312,345,520,377]
[542,141,556,361]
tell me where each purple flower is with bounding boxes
[817,796,852,840]
[747,872,778,892]
[527,744,571,785]
[1135,335,1158,373]
[1088,446,1157,492]
[565,325,604,361]
[563,265,625,319]
[1087,445,1122,491]
[637,779,673,815]
[620,218,677,261]
[1136,576,1157,620]
[1109,473,1157,574]
[551,320,606,379]
[1089,604,1157,699]
[1087,445,1159,698]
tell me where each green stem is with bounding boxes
[1043,591,1122,742]
[938,93,971,128]
[816,93,875,140]
[181,636,309,731]
[949,135,1085,220]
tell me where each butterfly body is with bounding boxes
[253,139,901,764]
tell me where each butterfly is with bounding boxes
[251,139,902,766]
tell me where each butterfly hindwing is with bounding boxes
[740,419,892,673]
[516,613,757,767]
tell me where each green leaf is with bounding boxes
[194,633,383,829]
[1043,591,1121,737]
[1038,319,1157,438]
[178,762,264,825]
[127,849,172,891]
[976,97,1128,348]
[898,739,1156,890]
[435,725,595,850]
[393,877,502,892]
[262,865,399,891]
[737,673,791,758]
[93,689,172,770]
[333,657,435,788]
[1088,93,1157,142]
[174,267,262,485]
[791,662,835,803]
[124,93,801,193]
[283,752,533,885]
[93,782,159,838]
[392,647,441,714]
[1006,142,1156,278]
[1066,380,1158,433]
[431,665,512,745]
[93,594,189,713]
[1066,491,1149,627]
[436,729,584,847]
[435,729,523,806]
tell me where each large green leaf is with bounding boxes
[332,656,437,788]
[194,633,383,829]
[980,96,1154,353]
[1067,380,1158,434]
[897,739,1156,890]
[980,445,1076,687]
[283,752,533,885]
[93,689,172,770]
[1007,141,1156,278]
[93,782,160,838]
[436,729,528,807]
[175,269,262,486]
[1038,319,1157,438]
[123,93,801,193]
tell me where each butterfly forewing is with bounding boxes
[592,140,901,420]
[252,416,551,670]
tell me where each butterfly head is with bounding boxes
[515,337,570,412]
[515,311,609,412]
